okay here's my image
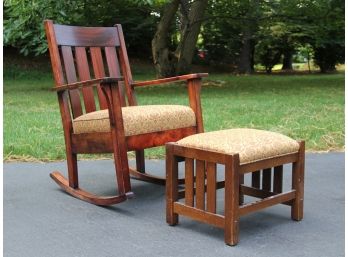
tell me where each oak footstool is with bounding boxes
[165,128,305,246]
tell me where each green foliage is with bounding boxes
[201,0,344,72]
[4,0,82,55]
[3,0,345,71]
[309,0,345,72]
[4,0,157,57]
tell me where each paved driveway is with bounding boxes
[4,153,344,257]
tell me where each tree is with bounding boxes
[310,0,344,72]
[152,0,209,77]
[3,0,156,57]
[255,32,282,73]
[273,0,344,73]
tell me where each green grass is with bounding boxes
[4,60,344,161]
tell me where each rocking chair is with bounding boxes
[44,20,207,205]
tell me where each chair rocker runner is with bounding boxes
[44,20,207,205]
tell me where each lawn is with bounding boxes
[4,59,344,161]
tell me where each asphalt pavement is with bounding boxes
[4,153,344,257]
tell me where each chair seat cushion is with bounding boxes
[73,105,196,136]
[177,129,300,164]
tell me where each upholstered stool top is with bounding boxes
[73,105,196,136]
[177,128,300,164]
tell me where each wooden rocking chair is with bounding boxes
[44,20,207,205]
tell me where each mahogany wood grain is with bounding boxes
[116,24,137,106]
[173,203,225,228]
[50,171,130,205]
[240,185,292,206]
[206,162,217,213]
[108,83,132,193]
[75,47,96,113]
[71,127,197,154]
[224,154,240,246]
[135,150,145,173]
[185,158,195,207]
[239,174,244,205]
[187,78,204,133]
[57,91,78,188]
[166,144,179,225]
[90,47,108,109]
[291,141,305,221]
[132,73,208,87]
[105,46,127,107]
[126,127,197,151]
[129,168,165,185]
[44,20,65,86]
[53,24,120,46]
[52,77,123,92]
[273,165,283,193]
[239,153,298,173]
[252,170,260,189]
[177,180,225,200]
[239,191,296,217]
[262,168,272,191]
[46,20,207,206]
[196,160,205,210]
[172,144,228,164]
[165,139,304,246]
[61,46,83,118]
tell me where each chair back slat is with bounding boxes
[61,46,83,118]
[90,47,108,109]
[45,20,136,119]
[75,47,97,113]
[105,46,126,106]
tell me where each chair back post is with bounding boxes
[115,24,138,106]
[44,20,73,136]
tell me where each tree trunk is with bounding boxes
[175,0,208,75]
[237,0,259,74]
[282,49,293,70]
[152,0,180,77]
[152,0,208,77]
[238,25,253,74]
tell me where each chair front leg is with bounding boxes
[102,83,132,194]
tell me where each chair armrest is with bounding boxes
[52,77,123,92]
[131,73,208,87]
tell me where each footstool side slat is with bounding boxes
[185,158,194,206]
[196,160,206,210]
[206,162,217,213]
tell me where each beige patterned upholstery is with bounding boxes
[73,105,196,136]
[177,128,299,164]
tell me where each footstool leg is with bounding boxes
[291,141,305,221]
[224,155,240,246]
[166,144,178,225]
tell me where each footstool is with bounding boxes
[165,128,304,246]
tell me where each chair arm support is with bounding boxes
[52,77,123,92]
[131,73,208,87]
[187,78,204,133]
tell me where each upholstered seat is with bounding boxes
[73,105,196,136]
[177,128,300,164]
